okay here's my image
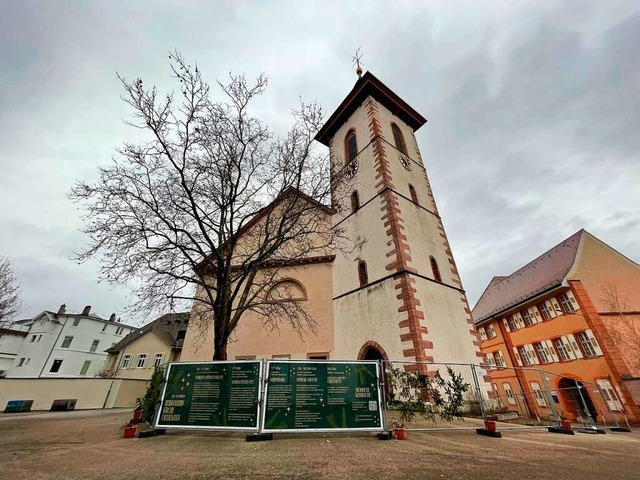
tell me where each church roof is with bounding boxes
[472,230,585,323]
[315,71,427,146]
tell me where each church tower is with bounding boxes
[315,72,483,368]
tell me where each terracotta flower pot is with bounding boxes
[123,424,138,439]
[484,420,497,432]
[560,419,572,430]
[394,427,406,440]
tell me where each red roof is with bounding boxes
[472,230,585,323]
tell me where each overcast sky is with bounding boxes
[1,0,638,325]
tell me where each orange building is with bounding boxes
[473,230,640,424]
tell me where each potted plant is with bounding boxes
[391,420,406,440]
[123,420,138,439]
[132,397,143,423]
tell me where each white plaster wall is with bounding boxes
[333,278,404,360]
[0,332,26,373]
[413,277,479,365]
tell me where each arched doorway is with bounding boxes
[558,377,598,422]
[357,341,389,400]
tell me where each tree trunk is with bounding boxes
[213,338,228,360]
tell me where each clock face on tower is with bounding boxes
[398,152,412,171]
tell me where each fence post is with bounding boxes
[379,360,388,431]
[471,364,486,421]
[539,369,560,423]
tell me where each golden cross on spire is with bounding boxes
[352,47,364,79]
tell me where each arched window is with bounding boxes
[408,184,418,204]
[391,123,407,155]
[430,256,442,282]
[345,129,358,164]
[358,260,368,287]
[267,279,307,302]
[351,191,360,212]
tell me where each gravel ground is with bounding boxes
[1,409,639,480]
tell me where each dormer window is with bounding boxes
[345,129,357,163]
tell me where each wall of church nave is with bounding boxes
[181,262,334,361]
[412,277,480,365]
[333,277,405,361]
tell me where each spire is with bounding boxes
[352,47,364,79]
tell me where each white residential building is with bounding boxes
[6,305,137,378]
[0,321,30,376]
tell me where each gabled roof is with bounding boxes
[472,230,585,323]
[105,312,190,353]
[314,71,427,146]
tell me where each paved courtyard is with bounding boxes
[1,409,639,480]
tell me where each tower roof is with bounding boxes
[314,71,427,146]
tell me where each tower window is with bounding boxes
[358,260,368,287]
[351,191,360,212]
[345,129,358,163]
[430,256,442,282]
[391,123,407,155]
[408,184,418,204]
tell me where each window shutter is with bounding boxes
[514,312,525,329]
[560,336,576,359]
[526,344,540,364]
[566,290,579,308]
[585,329,604,356]
[545,300,557,318]
[545,340,559,362]
[528,307,539,324]
[551,298,562,315]
[513,347,523,366]
[566,333,583,359]
[496,350,506,367]
[503,318,511,332]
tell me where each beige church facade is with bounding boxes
[182,72,483,368]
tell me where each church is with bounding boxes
[181,71,483,368]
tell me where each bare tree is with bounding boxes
[0,256,22,328]
[600,282,640,373]
[71,51,348,360]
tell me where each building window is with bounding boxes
[272,354,291,359]
[495,350,506,367]
[538,302,553,320]
[89,340,100,353]
[154,353,164,367]
[552,338,571,361]
[73,318,81,327]
[521,309,534,326]
[558,293,575,313]
[351,191,360,212]
[430,256,442,282]
[235,356,257,360]
[136,354,147,368]
[307,353,329,360]
[391,123,408,155]
[531,382,547,407]
[503,383,516,405]
[36,335,42,342]
[486,323,496,339]
[345,129,357,163]
[358,260,368,287]
[533,342,550,363]
[575,331,597,357]
[61,336,74,348]
[115,326,124,335]
[517,346,533,366]
[18,357,25,367]
[176,330,186,341]
[507,315,518,331]
[267,279,307,302]
[101,324,108,332]
[408,184,418,204]
[121,354,132,369]
[50,359,63,373]
[484,354,496,366]
[79,360,91,376]
[30,335,36,343]
[478,327,487,341]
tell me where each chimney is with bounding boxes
[109,313,116,322]
[81,305,91,316]
[57,304,66,315]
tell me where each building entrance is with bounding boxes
[558,377,598,421]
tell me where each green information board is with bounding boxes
[262,361,383,432]
[155,361,262,430]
